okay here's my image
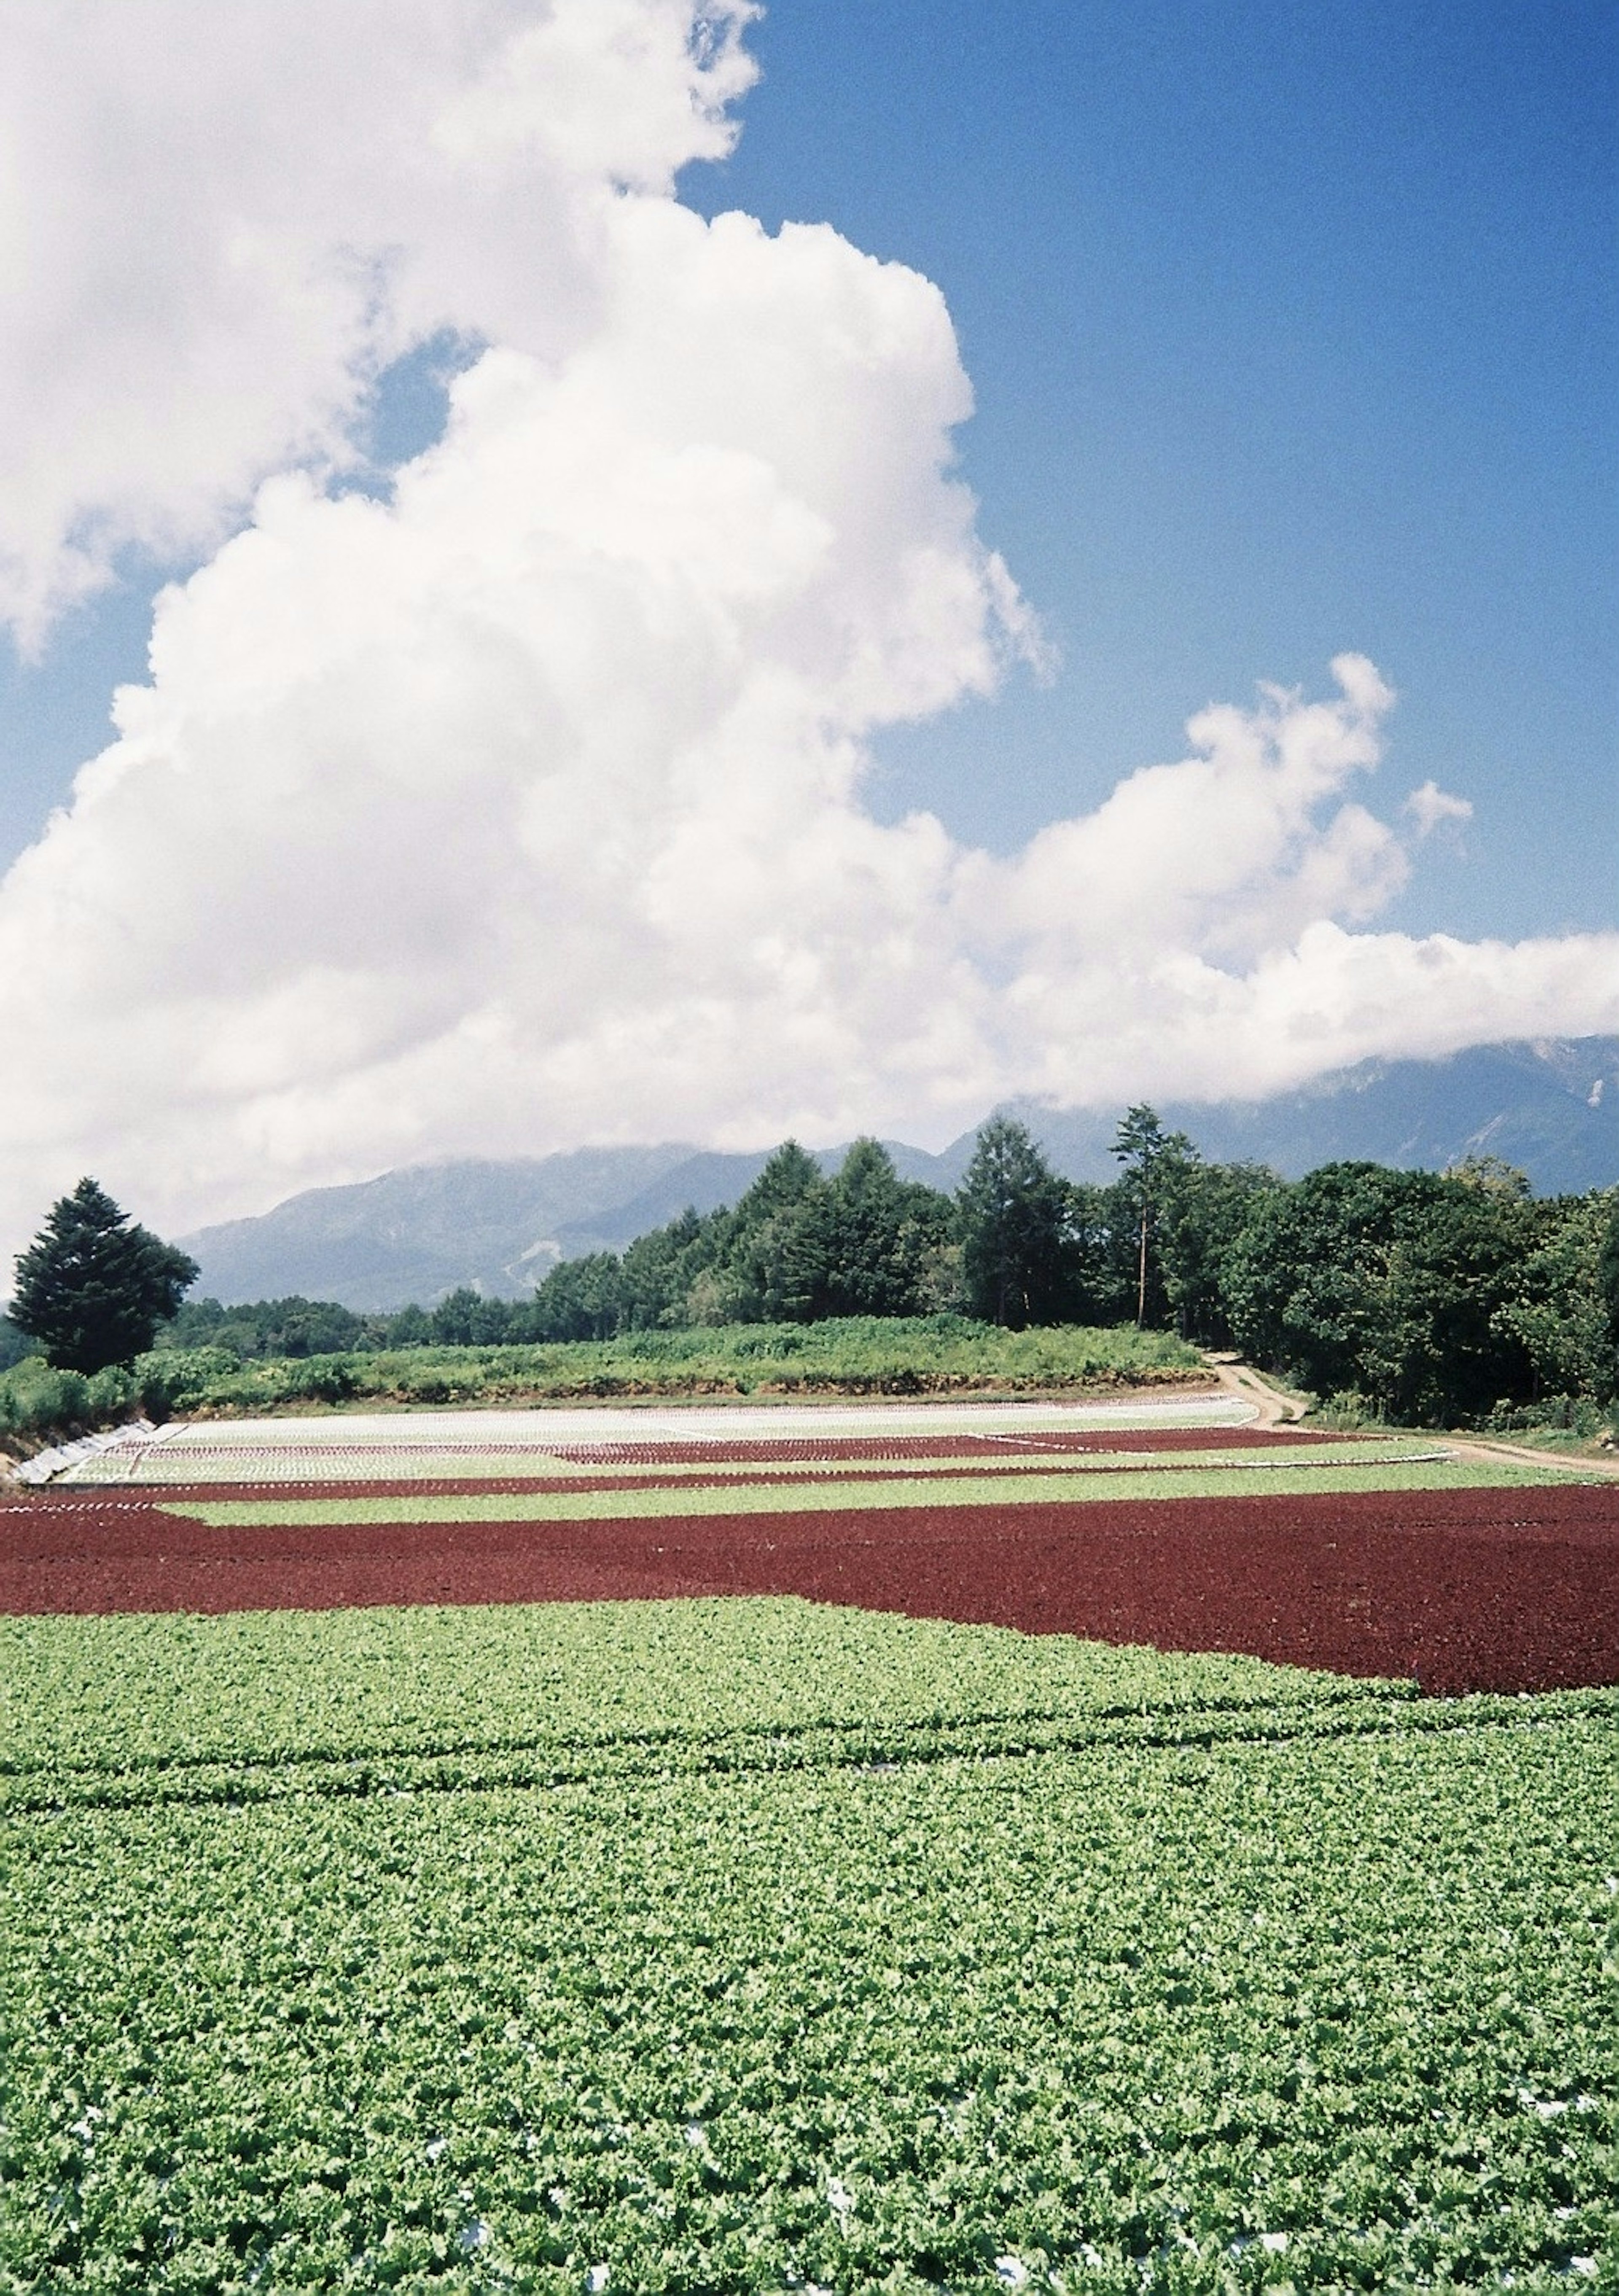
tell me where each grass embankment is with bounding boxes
[1458,1424,1619,1468]
[169,1317,1205,1409]
[4,1600,1613,2291]
[1300,1403,1619,1471]
[0,1319,1204,1451]
[0,1357,141,1459]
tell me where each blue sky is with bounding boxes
[679,0,1617,941]
[0,0,1613,1244]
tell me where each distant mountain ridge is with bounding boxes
[1005,1036,1619,1193]
[180,1036,1619,1311]
[177,1147,698,1316]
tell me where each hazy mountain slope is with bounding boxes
[548,1149,783,1262]
[180,1038,1619,1310]
[183,1139,960,1310]
[999,1037,1619,1192]
[552,1140,957,1260]
[1179,1036,1619,1191]
[180,1146,701,1312]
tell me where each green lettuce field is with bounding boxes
[4,1599,1615,2293]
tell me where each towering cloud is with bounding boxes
[0,0,756,643]
[0,0,1614,1253]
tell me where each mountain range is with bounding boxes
[180,1035,1619,1311]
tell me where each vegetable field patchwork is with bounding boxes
[5,1408,1616,2290]
[0,1598,1408,1783]
[149,1458,1567,1522]
[3,1599,1616,2295]
[5,1410,1614,1690]
[55,1397,1256,1486]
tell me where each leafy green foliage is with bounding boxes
[784,1140,956,1322]
[1220,1163,1619,1425]
[0,1600,1387,1779]
[1109,1105,1187,1326]
[1153,1156,1280,1345]
[1493,1191,1619,1405]
[3,1600,1614,2292]
[0,1315,1197,1452]
[1599,1195,1619,1346]
[9,1177,197,1374]
[160,1295,377,1359]
[124,1316,1201,1418]
[0,1354,137,1443]
[955,1117,1072,1328]
[530,1139,960,1339]
[79,1125,1619,1439]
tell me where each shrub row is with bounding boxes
[0,1317,1199,1454]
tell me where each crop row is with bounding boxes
[157,1455,1566,1532]
[5,1705,1614,2293]
[56,1420,1312,1488]
[67,1435,1430,1492]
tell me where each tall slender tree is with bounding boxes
[1110,1104,1193,1326]
[955,1117,1069,1328]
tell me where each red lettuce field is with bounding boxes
[6,1456,1614,1693]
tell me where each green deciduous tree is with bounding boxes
[530,1253,627,1341]
[1221,1161,1538,1424]
[11,1179,198,1374]
[1597,1193,1619,1351]
[1154,1156,1280,1343]
[1492,1187,1619,1405]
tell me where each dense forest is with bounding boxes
[126,1109,1619,1431]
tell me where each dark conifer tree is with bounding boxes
[795,1138,952,1319]
[11,1178,198,1373]
[955,1117,1070,1328]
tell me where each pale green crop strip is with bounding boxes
[3,1577,1600,1824]
[0,1600,1401,1779]
[11,1686,1616,1820]
[266,1437,1440,1481]
[164,1455,1574,1527]
[4,1605,1615,2292]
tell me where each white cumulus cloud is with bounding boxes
[0,0,756,645]
[0,0,1614,1259]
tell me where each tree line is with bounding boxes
[9,1119,1619,1429]
[158,1112,1619,1427]
[516,1113,1619,1427]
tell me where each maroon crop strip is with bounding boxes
[3,1480,1615,1695]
